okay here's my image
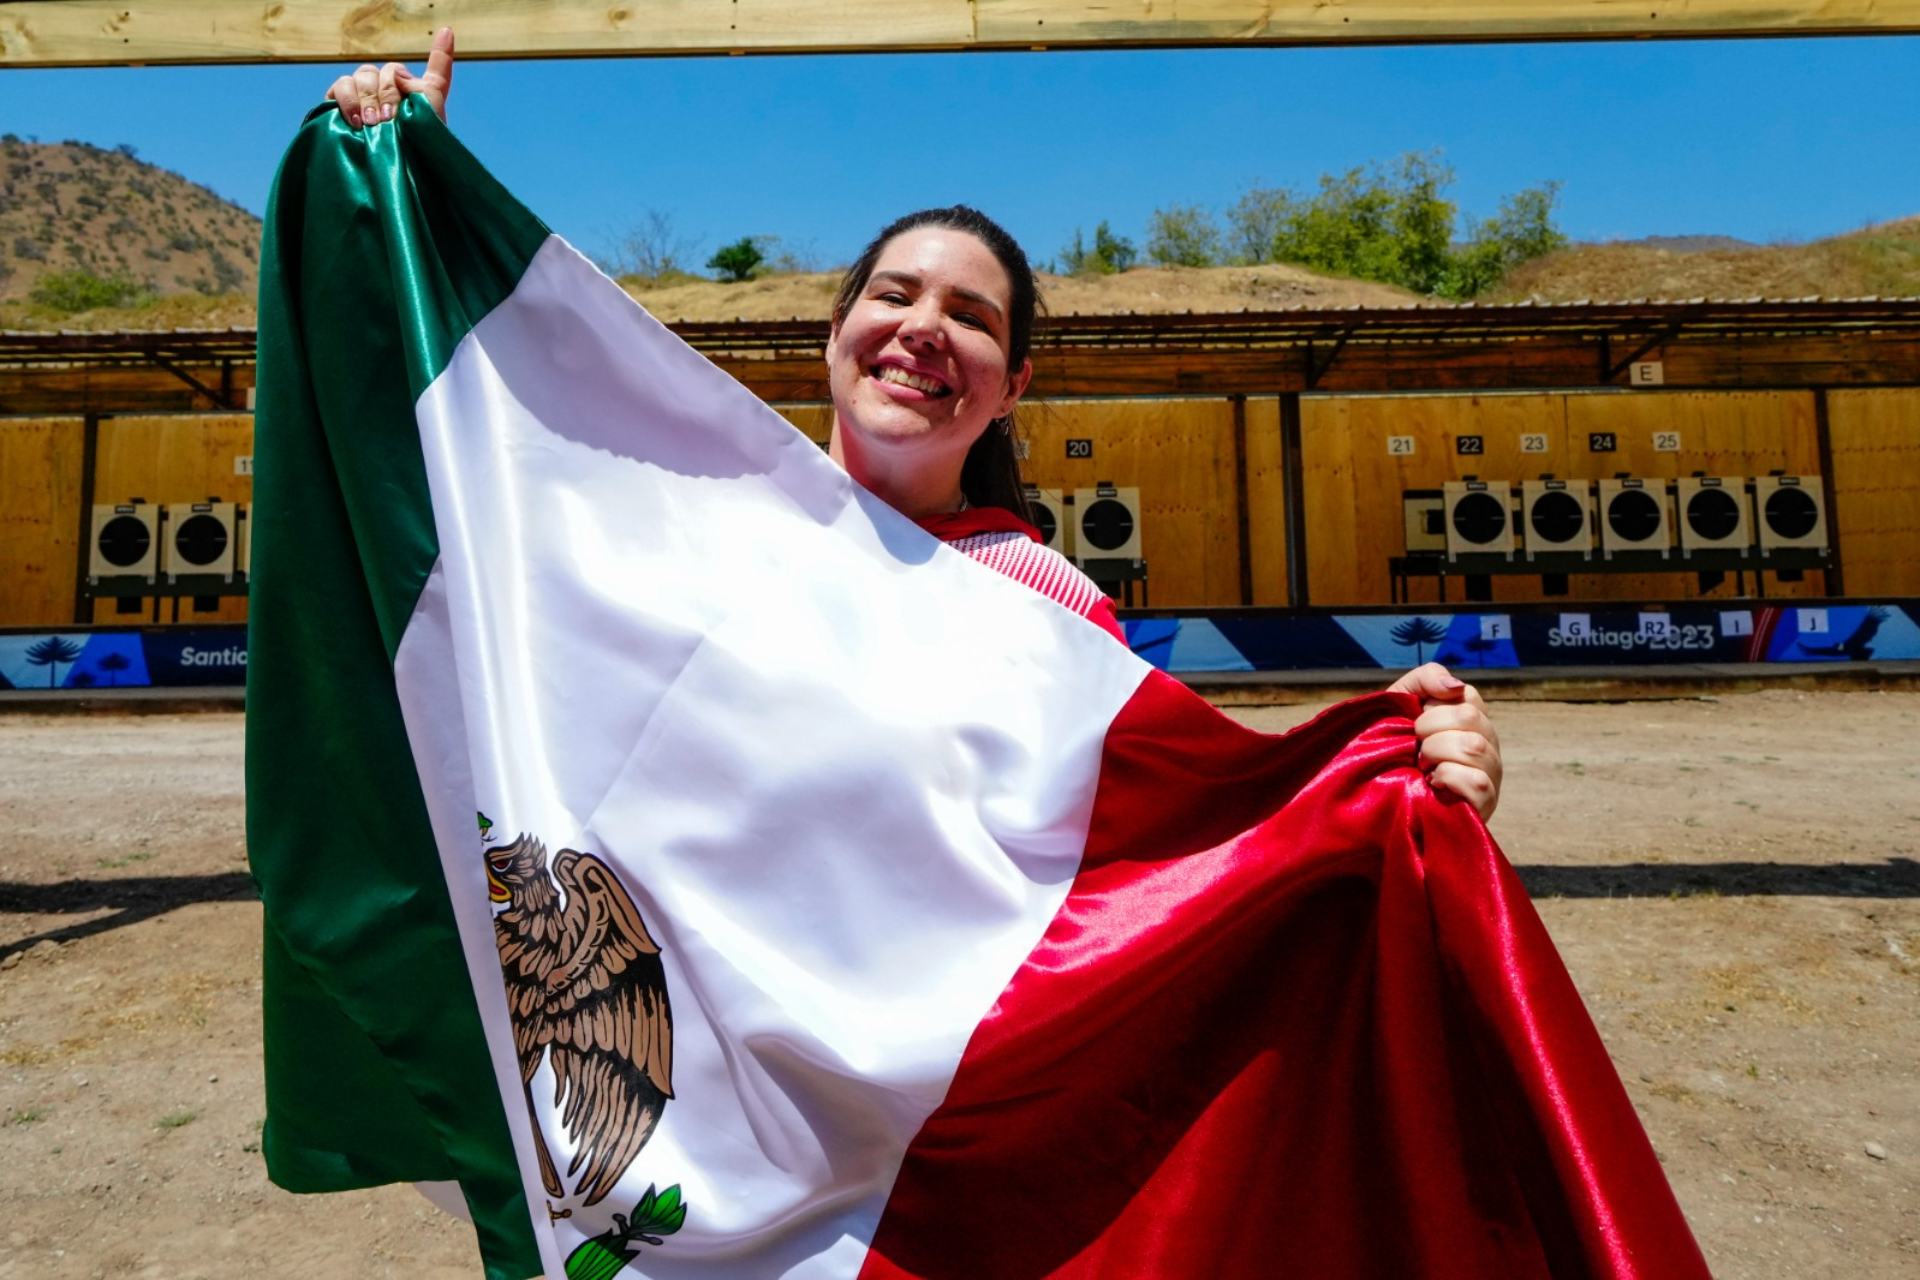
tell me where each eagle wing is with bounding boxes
[545,849,674,1206]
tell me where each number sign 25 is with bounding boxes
[1065,438,1093,458]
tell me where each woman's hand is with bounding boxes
[1387,663,1503,822]
[326,25,455,128]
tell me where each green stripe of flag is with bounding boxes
[247,98,550,1280]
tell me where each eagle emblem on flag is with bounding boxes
[480,813,675,1207]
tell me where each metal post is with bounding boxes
[1230,394,1252,606]
[1811,386,1846,597]
[70,412,100,624]
[1280,392,1309,608]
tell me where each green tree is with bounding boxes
[1271,151,1457,295]
[1224,186,1294,264]
[1438,182,1568,299]
[1057,221,1137,276]
[1145,204,1221,268]
[706,237,766,283]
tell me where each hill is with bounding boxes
[1487,220,1920,303]
[0,136,261,309]
[1,135,1914,332]
[624,262,1419,324]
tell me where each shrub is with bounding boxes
[12,235,47,262]
[29,269,150,313]
[1058,221,1137,276]
[1146,204,1222,268]
[706,236,766,283]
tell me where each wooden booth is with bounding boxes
[4,301,1920,627]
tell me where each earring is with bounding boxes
[993,416,1013,435]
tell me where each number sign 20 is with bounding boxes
[1065,438,1093,458]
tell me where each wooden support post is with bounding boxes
[1230,394,1252,607]
[1279,391,1309,609]
[71,412,100,625]
[1812,385,1847,597]
[6,2,1917,66]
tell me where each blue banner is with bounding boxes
[3,604,1916,690]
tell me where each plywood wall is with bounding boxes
[89,414,256,624]
[4,393,1912,631]
[0,418,84,628]
[0,414,255,629]
[1299,390,1827,606]
[1826,389,1920,597]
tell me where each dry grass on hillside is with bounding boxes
[0,139,261,305]
[568,262,1418,323]
[1487,219,1920,303]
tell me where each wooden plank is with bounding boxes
[0,418,83,628]
[1021,398,1241,607]
[1560,389,1819,601]
[7,331,1920,416]
[1241,398,1289,606]
[5,1,1914,66]
[1826,389,1920,598]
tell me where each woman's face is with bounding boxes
[826,227,1031,475]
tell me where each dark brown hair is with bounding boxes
[831,206,1039,522]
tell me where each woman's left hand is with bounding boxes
[1387,663,1502,821]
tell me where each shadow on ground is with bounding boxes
[1515,858,1920,900]
[0,872,256,959]
[3,858,1916,961]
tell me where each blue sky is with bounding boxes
[1,36,1914,270]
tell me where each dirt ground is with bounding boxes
[2,688,1916,1279]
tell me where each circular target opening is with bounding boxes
[173,513,229,567]
[1031,503,1057,547]
[1080,498,1134,553]
[1764,487,1819,540]
[1606,490,1662,543]
[1450,492,1508,545]
[98,514,151,568]
[1529,491,1585,545]
[1685,488,1742,542]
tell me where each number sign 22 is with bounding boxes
[1454,435,1484,455]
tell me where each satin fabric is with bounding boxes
[862,679,1707,1278]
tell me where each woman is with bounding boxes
[327,30,1504,818]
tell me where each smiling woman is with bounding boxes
[825,206,1038,523]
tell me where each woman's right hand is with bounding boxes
[326,25,455,128]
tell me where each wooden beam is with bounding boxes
[9,329,1920,413]
[3,1,1915,67]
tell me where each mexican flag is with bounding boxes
[247,99,1706,1280]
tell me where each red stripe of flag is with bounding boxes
[862,675,1706,1278]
